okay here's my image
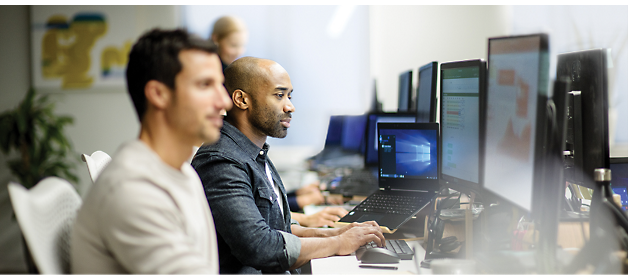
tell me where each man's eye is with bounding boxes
[277,94,284,98]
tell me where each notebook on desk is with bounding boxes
[336,122,440,233]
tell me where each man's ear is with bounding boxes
[144,80,171,110]
[232,89,250,110]
[211,34,219,46]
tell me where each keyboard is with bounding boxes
[354,193,427,215]
[356,239,414,260]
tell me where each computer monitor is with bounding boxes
[416,61,438,123]
[364,112,417,167]
[341,114,368,154]
[482,33,550,216]
[324,115,344,148]
[439,59,486,194]
[482,33,565,273]
[610,157,628,211]
[369,79,383,113]
[398,70,413,112]
[556,49,610,189]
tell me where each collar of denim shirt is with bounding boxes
[221,120,271,162]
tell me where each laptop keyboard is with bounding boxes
[357,239,414,260]
[354,193,427,215]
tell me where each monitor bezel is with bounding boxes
[438,59,486,195]
[377,122,441,192]
[610,157,628,164]
[416,61,438,122]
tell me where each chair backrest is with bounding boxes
[8,177,82,274]
[188,145,200,164]
[81,151,112,183]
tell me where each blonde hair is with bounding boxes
[211,16,247,43]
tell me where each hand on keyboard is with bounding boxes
[335,221,385,255]
[357,240,415,261]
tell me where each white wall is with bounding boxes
[369,5,512,113]
[184,5,371,157]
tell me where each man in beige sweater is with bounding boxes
[71,28,232,274]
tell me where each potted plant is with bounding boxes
[0,88,79,273]
[0,88,79,189]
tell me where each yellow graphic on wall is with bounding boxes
[41,12,132,89]
[101,41,132,78]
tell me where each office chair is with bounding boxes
[7,177,82,274]
[81,150,112,183]
[188,145,200,164]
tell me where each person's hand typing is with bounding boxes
[335,221,385,255]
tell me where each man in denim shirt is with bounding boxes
[192,57,385,274]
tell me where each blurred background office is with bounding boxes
[0,5,626,273]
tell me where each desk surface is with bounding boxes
[311,240,432,275]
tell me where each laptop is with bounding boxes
[610,157,628,211]
[336,122,441,233]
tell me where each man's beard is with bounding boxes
[251,109,291,139]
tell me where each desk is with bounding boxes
[311,240,432,274]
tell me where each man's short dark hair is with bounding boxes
[126,28,216,121]
[223,56,267,99]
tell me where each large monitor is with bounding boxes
[439,59,486,194]
[416,61,438,123]
[556,49,610,188]
[482,34,550,215]
[364,112,417,167]
[398,70,413,112]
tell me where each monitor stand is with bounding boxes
[563,169,628,274]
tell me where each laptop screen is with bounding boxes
[611,157,628,211]
[364,113,417,166]
[377,122,440,192]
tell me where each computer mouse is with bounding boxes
[359,247,401,264]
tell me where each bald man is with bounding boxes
[191,57,385,274]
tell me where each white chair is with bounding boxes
[188,145,201,164]
[8,177,82,274]
[81,151,112,183]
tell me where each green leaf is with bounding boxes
[0,88,78,190]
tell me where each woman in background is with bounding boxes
[210,16,248,72]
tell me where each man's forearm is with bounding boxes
[290,224,338,238]
[289,236,341,270]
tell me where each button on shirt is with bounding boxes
[191,121,300,274]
